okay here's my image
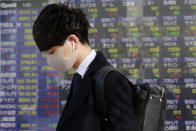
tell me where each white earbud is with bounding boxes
[72,41,75,51]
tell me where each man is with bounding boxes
[32,3,139,131]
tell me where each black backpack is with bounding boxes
[94,66,166,131]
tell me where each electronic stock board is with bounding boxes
[1,0,196,130]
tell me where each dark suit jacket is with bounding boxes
[56,51,139,131]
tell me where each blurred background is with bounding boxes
[0,0,196,130]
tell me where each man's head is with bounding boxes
[33,3,90,52]
[32,3,92,72]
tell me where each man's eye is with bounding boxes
[50,50,55,54]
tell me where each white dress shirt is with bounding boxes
[76,50,96,78]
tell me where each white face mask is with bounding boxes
[46,40,76,73]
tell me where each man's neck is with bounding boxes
[73,45,92,70]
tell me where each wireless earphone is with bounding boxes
[72,41,75,51]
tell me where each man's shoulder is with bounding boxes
[103,70,133,92]
[105,70,129,83]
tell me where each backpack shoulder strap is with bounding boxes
[94,66,116,127]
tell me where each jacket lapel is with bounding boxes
[57,73,93,129]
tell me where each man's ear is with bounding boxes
[68,34,80,50]
[68,35,78,43]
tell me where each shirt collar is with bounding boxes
[76,50,96,78]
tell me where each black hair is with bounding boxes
[32,3,90,52]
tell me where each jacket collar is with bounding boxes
[56,51,110,129]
